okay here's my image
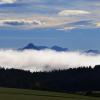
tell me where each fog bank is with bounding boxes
[0,49,100,71]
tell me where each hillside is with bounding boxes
[0,87,99,100]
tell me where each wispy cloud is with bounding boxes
[0,14,76,29]
[58,10,91,16]
[0,0,100,31]
[57,26,76,31]
[0,19,42,27]
[0,18,45,29]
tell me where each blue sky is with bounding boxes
[0,0,100,50]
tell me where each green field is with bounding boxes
[0,87,99,100]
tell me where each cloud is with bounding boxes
[57,20,96,31]
[4,21,25,26]
[4,20,42,26]
[0,19,43,28]
[58,10,91,16]
[68,20,92,26]
[0,0,16,4]
[0,0,98,32]
[96,22,100,27]
[0,15,75,29]
[0,49,100,72]
[0,17,96,30]
[57,26,76,31]
[0,0,99,31]
[0,15,97,31]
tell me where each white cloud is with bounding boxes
[0,49,100,72]
[0,0,99,31]
[0,13,96,30]
[0,0,16,4]
[0,15,75,29]
[96,22,100,27]
[58,10,91,16]
[0,19,43,28]
[57,26,76,31]
[0,16,94,30]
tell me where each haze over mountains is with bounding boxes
[0,43,100,72]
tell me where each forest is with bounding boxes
[0,65,100,93]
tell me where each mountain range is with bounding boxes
[85,50,100,54]
[20,43,68,52]
[19,43,100,54]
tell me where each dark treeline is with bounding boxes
[0,65,100,92]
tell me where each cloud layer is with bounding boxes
[58,10,90,16]
[0,0,100,30]
[0,15,74,29]
[0,49,100,72]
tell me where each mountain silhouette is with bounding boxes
[21,43,48,50]
[85,50,100,54]
[20,43,68,51]
[51,45,68,51]
[20,43,100,53]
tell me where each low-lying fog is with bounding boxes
[0,49,100,72]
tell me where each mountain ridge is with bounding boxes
[19,43,100,54]
[20,43,68,52]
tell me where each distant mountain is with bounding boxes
[51,45,68,51]
[21,43,48,50]
[20,43,68,51]
[22,43,38,50]
[20,43,100,53]
[85,50,100,54]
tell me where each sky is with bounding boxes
[0,0,100,50]
[1,0,100,71]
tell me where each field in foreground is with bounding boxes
[0,87,99,100]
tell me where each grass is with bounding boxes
[0,87,99,100]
